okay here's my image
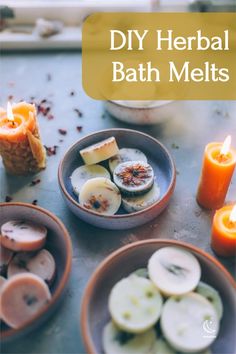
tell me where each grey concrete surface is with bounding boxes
[0,51,235,354]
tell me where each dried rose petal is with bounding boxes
[30,179,41,187]
[44,145,58,157]
[76,126,83,132]
[74,108,83,117]
[5,196,12,203]
[58,129,67,136]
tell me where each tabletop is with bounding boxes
[0,51,236,354]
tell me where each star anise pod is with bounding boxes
[116,163,152,186]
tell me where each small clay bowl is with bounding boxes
[105,100,174,125]
[0,203,72,342]
[58,128,176,230]
[81,239,236,354]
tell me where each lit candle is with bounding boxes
[7,101,14,122]
[211,204,236,257]
[197,136,236,209]
[0,101,46,175]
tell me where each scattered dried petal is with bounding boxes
[32,200,38,205]
[5,196,12,202]
[74,108,83,117]
[8,95,13,100]
[76,126,83,132]
[44,145,58,156]
[70,91,75,96]
[30,179,41,187]
[171,143,179,150]
[30,97,54,120]
[58,128,67,136]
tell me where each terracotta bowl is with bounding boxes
[81,239,236,354]
[0,203,72,342]
[58,128,176,230]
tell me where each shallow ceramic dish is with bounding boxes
[0,203,72,342]
[105,100,174,125]
[58,128,176,230]
[81,239,236,354]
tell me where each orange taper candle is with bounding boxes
[197,136,236,209]
[211,204,236,257]
[0,101,46,175]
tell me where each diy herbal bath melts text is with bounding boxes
[112,61,229,83]
[110,29,229,52]
[110,30,230,83]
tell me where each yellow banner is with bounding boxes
[82,13,236,100]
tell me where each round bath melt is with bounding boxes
[108,275,163,333]
[0,220,47,252]
[1,273,51,328]
[122,182,160,213]
[113,161,154,197]
[103,321,156,354]
[196,281,223,320]
[8,249,56,285]
[70,164,110,196]
[148,246,201,296]
[79,177,121,215]
[109,148,148,174]
[80,136,119,165]
[161,292,219,352]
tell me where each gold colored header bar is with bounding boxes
[82,13,236,100]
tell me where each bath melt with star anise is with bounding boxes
[69,137,160,215]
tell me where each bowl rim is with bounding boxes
[0,202,72,340]
[58,128,176,219]
[106,100,173,110]
[80,238,236,354]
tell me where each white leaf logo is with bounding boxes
[203,319,217,338]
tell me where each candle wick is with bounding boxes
[228,219,235,229]
[217,152,229,164]
[8,119,15,126]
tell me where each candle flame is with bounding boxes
[7,101,14,122]
[229,205,236,223]
[220,135,231,156]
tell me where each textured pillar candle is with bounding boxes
[0,102,46,175]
